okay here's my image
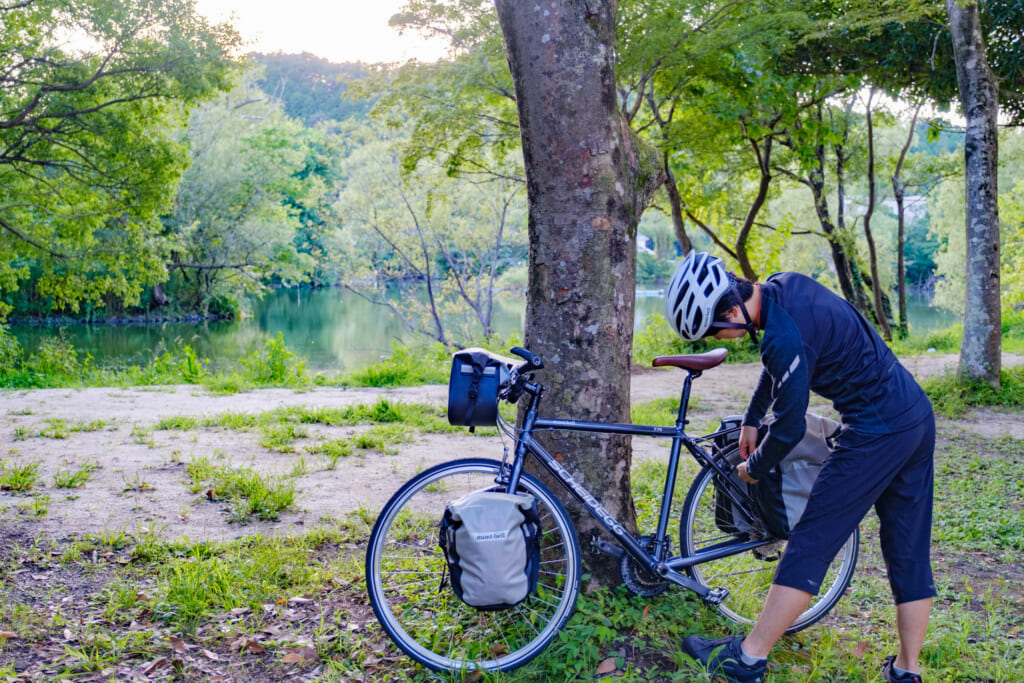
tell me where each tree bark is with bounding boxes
[494,0,661,585]
[862,89,891,340]
[946,0,1001,386]
[662,158,694,255]
[892,104,923,339]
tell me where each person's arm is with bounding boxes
[744,338,810,481]
[742,369,773,429]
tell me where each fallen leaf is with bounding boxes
[0,631,16,639]
[140,657,170,675]
[854,641,870,658]
[287,596,313,604]
[230,607,250,616]
[642,604,650,618]
[596,657,617,675]
[169,636,190,654]
[229,635,265,654]
[281,646,318,664]
[202,649,222,661]
[206,488,217,501]
[62,628,76,642]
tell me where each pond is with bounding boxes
[8,287,956,373]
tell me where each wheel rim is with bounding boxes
[681,467,857,631]
[367,460,580,671]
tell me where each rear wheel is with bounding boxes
[365,458,581,672]
[679,462,858,632]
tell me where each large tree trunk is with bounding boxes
[494,0,661,585]
[947,0,1001,386]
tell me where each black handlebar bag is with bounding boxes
[447,348,510,427]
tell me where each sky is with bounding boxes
[193,0,448,64]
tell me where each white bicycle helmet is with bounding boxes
[664,251,732,341]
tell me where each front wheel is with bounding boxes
[365,458,581,672]
[679,464,858,632]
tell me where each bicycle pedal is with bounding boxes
[704,587,730,605]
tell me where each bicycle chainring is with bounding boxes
[618,536,669,598]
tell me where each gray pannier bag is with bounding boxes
[438,491,541,610]
[754,413,841,539]
[712,413,840,539]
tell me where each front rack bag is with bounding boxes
[447,348,510,427]
[439,491,541,610]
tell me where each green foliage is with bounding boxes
[25,335,86,378]
[151,537,322,632]
[630,398,683,426]
[922,366,1024,417]
[337,119,527,345]
[0,0,239,314]
[240,333,308,386]
[144,346,208,384]
[53,464,98,489]
[636,253,674,286]
[933,437,1024,554]
[0,460,41,492]
[250,53,369,126]
[186,456,296,524]
[344,342,450,387]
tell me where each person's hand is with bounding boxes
[736,461,759,485]
[738,425,758,460]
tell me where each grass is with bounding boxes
[186,456,296,523]
[53,463,98,488]
[0,459,41,492]
[921,365,1024,417]
[0,422,1021,681]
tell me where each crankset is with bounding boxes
[618,535,669,598]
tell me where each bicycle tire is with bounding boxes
[365,458,582,672]
[679,461,858,632]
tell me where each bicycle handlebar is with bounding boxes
[510,346,543,372]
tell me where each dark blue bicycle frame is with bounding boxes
[503,368,772,601]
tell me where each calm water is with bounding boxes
[9,287,955,373]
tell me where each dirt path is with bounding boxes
[1,353,1021,544]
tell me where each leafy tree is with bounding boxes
[250,53,369,126]
[0,0,239,316]
[283,125,348,286]
[163,76,311,316]
[337,121,526,345]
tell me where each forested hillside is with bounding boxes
[1,0,1022,351]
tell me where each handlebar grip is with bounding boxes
[510,346,543,370]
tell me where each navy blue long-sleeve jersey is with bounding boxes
[743,273,932,480]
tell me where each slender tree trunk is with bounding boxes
[494,0,661,585]
[662,159,693,255]
[734,132,771,282]
[833,139,874,318]
[947,0,1001,386]
[808,144,857,304]
[892,104,923,339]
[862,89,891,340]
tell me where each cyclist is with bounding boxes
[665,251,935,683]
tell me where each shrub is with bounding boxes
[345,342,449,387]
[240,333,307,386]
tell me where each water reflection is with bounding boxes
[8,287,954,373]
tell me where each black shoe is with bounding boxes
[681,634,767,683]
[881,656,923,682]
